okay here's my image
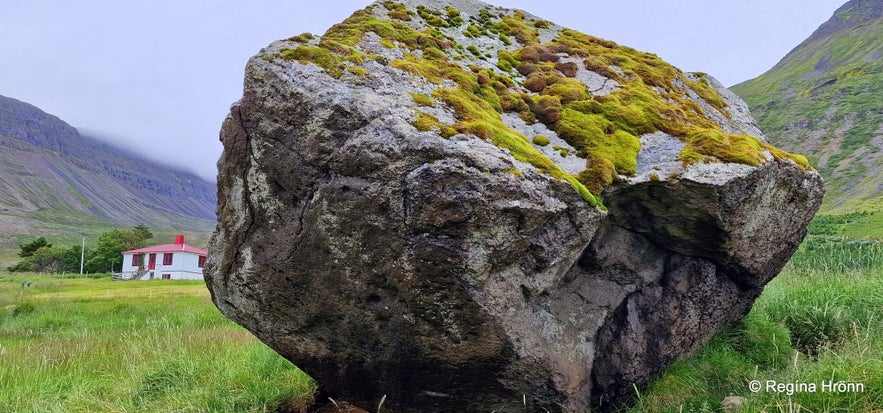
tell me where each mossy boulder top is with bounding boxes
[206,0,825,411]
[258,0,811,202]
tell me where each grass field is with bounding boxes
[0,274,314,413]
[2,228,881,412]
[627,235,883,413]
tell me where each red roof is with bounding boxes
[123,243,207,255]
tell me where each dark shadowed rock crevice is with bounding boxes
[205,0,825,411]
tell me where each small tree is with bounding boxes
[31,246,66,273]
[85,226,153,273]
[62,244,92,273]
[7,257,35,272]
[133,224,153,241]
[19,237,51,257]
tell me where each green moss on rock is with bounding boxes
[685,74,730,117]
[545,79,590,104]
[382,1,412,21]
[464,24,485,38]
[552,145,571,157]
[411,93,436,106]
[445,6,464,27]
[282,46,344,78]
[277,2,811,207]
[288,33,315,43]
[510,28,813,193]
[496,11,540,45]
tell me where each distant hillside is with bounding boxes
[0,94,216,263]
[731,0,883,213]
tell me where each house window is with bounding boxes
[162,274,171,280]
[163,253,174,266]
[198,256,206,268]
[131,254,143,266]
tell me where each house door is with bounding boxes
[148,254,157,270]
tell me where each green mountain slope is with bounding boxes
[731,0,883,213]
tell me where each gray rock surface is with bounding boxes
[209,63,604,411]
[205,1,825,412]
[694,73,767,139]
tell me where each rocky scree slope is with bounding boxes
[732,0,883,212]
[205,0,824,412]
[0,95,216,251]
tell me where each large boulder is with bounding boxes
[205,0,824,411]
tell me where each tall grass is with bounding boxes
[0,273,315,413]
[3,233,881,412]
[790,236,883,273]
[629,236,883,412]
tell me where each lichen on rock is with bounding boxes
[205,0,825,412]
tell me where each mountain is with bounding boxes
[0,94,216,262]
[731,0,883,213]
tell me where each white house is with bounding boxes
[119,235,207,280]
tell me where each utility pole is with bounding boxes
[80,236,85,275]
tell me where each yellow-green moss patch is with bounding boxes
[552,145,571,157]
[382,1,412,21]
[503,167,525,178]
[288,33,315,43]
[281,46,344,78]
[685,74,730,117]
[412,111,442,132]
[411,93,436,106]
[507,28,814,194]
[347,66,368,77]
[496,11,540,45]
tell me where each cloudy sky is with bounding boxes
[0,0,846,182]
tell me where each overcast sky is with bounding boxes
[0,0,845,182]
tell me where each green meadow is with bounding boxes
[0,275,314,413]
[2,213,881,412]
